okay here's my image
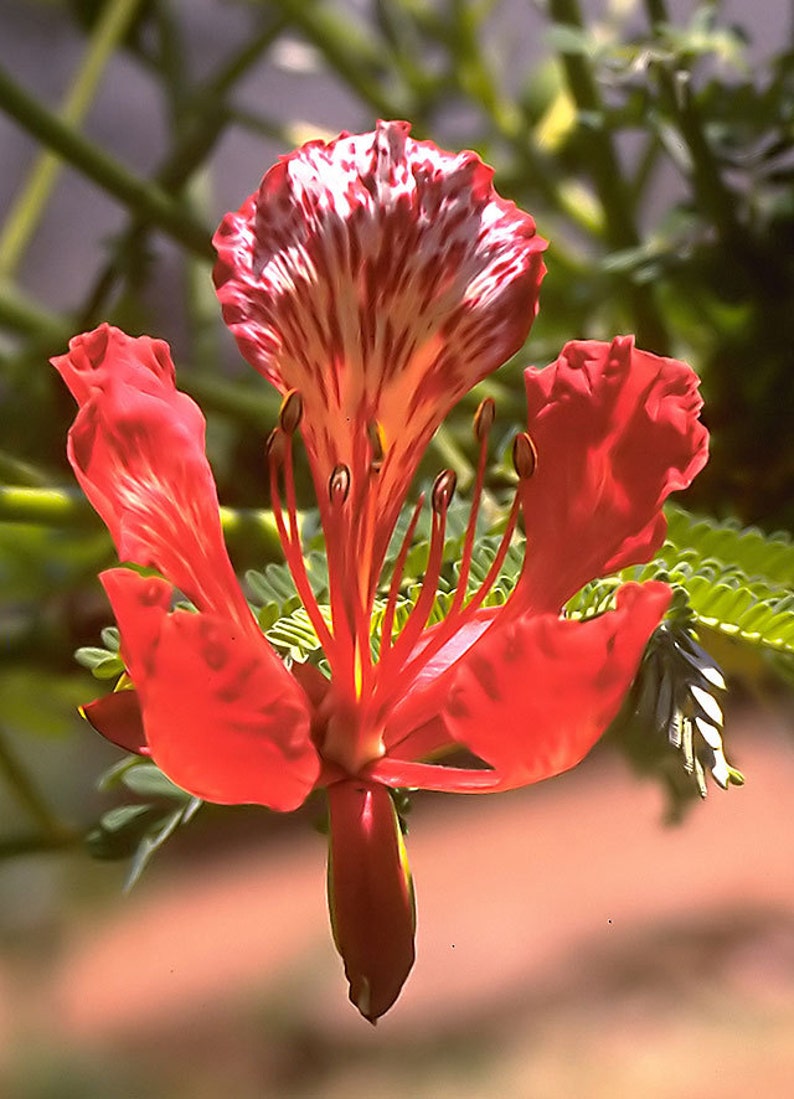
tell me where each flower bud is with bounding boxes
[327,780,416,1023]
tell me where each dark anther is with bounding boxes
[432,468,457,514]
[512,432,538,479]
[474,397,496,441]
[265,427,285,463]
[279,389,303,435]
[367,420,385,473]
[329,464,351,506]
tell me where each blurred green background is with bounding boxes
[1,1,793,1095]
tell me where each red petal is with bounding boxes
[327,779,415,1022]
[82,690,148,755]
[52,325,250,624]
[519,337,709,611]
[101,568,319,812]
[436,582,671,792]
[214,121,547,569]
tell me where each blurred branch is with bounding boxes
[268,0,411,117]
[0,281,69,342]
[547,0,670,351]
[0,450,51,487]
[0,724,71,839]
[0,485,286,558]
[0,0,146,279]
[0,64,213,260]
[0,831,82,859]
[448,0,522,139]
[0,486,98,527]
[77,12,288,327]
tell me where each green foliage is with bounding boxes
[87,757,202,890]
[627,507,794,655]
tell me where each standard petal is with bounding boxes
[214,120,547,568]
[101,568,320,812]
[518,337,709,611]
[437,582,672,792]
[52,325,250,624]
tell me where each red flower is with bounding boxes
[53,122,708,1022]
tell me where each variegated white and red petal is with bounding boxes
[213,121,546,554]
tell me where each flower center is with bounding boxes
[266,393,537,775]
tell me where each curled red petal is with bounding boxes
[101,568,319,812]
[82,690,149,755]
[519,337,709,611]
[437,582,672,792]
[327,778,415,1022]
[52,325,250,625]
[214,121,547,570]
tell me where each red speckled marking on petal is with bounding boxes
[214,121,547,574]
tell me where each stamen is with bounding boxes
[367,420,385,474]
[267,427,335,658]
[380,493,425,655]
[473,396,496,441]
[379,470,455,677]
[324,461,358,687]
[512,431,538,479]
[279,388,303,435]
[329,463,351,506]
[374,431,535,721]
[450,398,494,616]
[431,468,457,514]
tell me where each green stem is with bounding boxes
[77,14,287,327]
[268,0,410,117]
[0,449,51,487]
[0,0,145,278]
[648,73,743,249]
[0,724,67,838]
[0,485,284,557]
[0,486,98,527]
[0,831,82,860]
[643,0,761,286]
[449,0,522,141]
[0,281,69,341]
[547,0,669,351]
[644,0,669,26]
[0,65,213,260]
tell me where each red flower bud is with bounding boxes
[326,779,415,1023]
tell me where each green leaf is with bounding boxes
[124,798,202,892]
[265,605,329,662]
[86,803,159,860]
[121,761,191,801]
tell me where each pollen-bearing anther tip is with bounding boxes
[512,431,538,479]
[265,427,285,463]
[279,389,303,435]
[432,469,457,514]
[367,421,385,474]
[474,397,496,441]
[329,463,351,506]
